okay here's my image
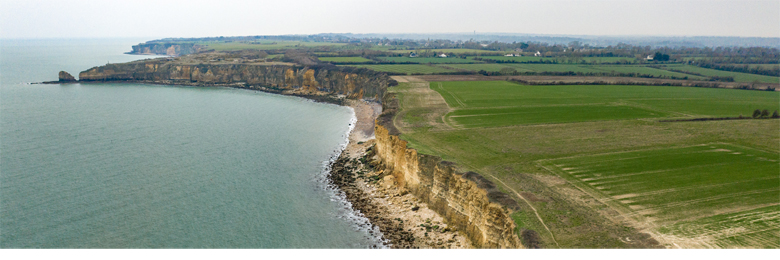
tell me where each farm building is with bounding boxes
[439,53,448,58]
[409,52,417,57]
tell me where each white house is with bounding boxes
[646,55,653,61]
[534,51,542,57]
[439,53,448,58]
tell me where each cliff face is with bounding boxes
[373,94,523,248]
[127,43,200,56]
[78,61,388,100]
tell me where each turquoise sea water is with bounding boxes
[0,39,382,248]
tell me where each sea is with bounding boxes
[0,38,384,248]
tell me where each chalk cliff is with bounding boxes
[373,93,523,248]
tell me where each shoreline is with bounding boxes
[41,79,472,248]
[332,100,471,249]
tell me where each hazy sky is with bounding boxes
[1,0,778,39]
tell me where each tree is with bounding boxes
[653,52,670,61]
[761,109,770,118]
[752,109,762,118]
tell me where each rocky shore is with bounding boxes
[329,101,471,249]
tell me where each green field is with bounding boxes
[199,41,345,51]
[504,64,607,73]
[387,48,503,54]
[448,105,669,128]
[733,64,780,70]
[660,65,780,83]
[430,64,707,79]
[342,64,458,74]
[436,63,532,72]
[377,57,481,64]
[318,57,374,63]
[588,65,708,80]
[431,81,778,128]
[538,143,779,248]
[477,56,637,63]
[391,78,780,248]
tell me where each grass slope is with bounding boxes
[390,78,780,248]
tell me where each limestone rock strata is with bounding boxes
[373,93,523,249]
[78,62,388,100]
[127,43,200,56]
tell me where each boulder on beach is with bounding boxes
[58,71,77,82]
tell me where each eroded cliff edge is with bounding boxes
[78,59,388,101]
[373,93,524,248]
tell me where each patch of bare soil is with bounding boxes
[389,76,454,132]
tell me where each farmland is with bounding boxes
[538,143,779,248]
[333,53,779,83]
[198,40,345,51]
[389,76,780,248]
[659,65,780,83]
[318,56,374,63]
[438,63,534,72]
[476,56,637,64]
[376,57,481,64]
[431,81,777,128]
[732,64,780,70]
[587,65,708,80]
[423,64,708,80]
[387,48,503,54]
[341,64,458,74]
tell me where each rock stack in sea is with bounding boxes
[58,71,77,82]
